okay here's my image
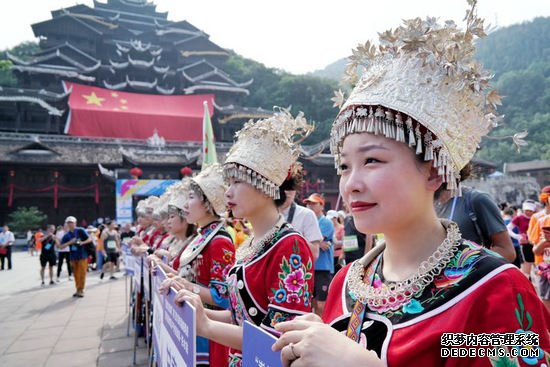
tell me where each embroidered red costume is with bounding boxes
[323,241,550,366]
[226,224,314,366]
[180,222,235,366]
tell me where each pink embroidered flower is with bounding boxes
[212,263,223,275]
[283,268,305,293]
[287,293,301,304]
[373,278,383,288]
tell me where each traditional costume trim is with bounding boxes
[178,222,224,267]
[393,263,515,329]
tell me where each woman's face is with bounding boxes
[183,190,211,224]
[141,213,153,227]
[339,133,438,235]
[161,217,169,231]
[225,178,271,219]
[167,213,188,235]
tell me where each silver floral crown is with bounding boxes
[330,0,509,194]
[224,108,313,199]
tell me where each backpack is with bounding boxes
[463,189,491,247]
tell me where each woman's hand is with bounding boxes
[272,315,382,367]
[154,249,169,258]
[174,289,212,338]
[147,254,161,267]
[158,275,186,294]
[159,277,176,294]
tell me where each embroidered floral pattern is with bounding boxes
[488,294,549,366]
[284,268,306,293]
[228,353,242,367]
[266,308,300,328]
[270,311,288,327]
[360,240,484,319]
[434,244,480,289]
[272,241,313,305]
[512,294,545,366]
[402,299,424,314]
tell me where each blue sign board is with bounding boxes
[242,321,282,367]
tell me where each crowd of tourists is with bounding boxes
[18,218,137,296]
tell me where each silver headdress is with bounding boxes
[224,109,313,199]
[330,0,502,194]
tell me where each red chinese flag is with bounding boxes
[63,82,214,142]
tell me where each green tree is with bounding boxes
[0,41,40,61]
[0,59,16,86]
[0,40,40,87]
[7,206,47,233]
[224,53,338,144]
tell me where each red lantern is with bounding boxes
[130,167,143,178]
[180,166,193,177]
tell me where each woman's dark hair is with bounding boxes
[188,181,216,216]
[185,222,196,238]
[503,207,515,216]
[274,187,288,207]
[274,163,304,207]
[459,163,473,182]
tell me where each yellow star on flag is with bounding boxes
[82,92,105,106]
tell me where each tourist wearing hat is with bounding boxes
[303,193,334,317]
[60,216,92,297]
[272,2,550,365]
[173,110,315,366]
[162,164,235,366]
[507,201,537,276]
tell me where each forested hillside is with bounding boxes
[310,17,550,164]
[2,18,549,159]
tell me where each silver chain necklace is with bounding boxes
[347,221,461,311]
[236,215,285,263]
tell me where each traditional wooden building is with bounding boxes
[504,160,550,188]
[0,0,276,226]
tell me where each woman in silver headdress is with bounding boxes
[272,2,550,366]
[173,110,316,367]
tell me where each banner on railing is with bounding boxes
[130,257,283,367]
[121,243,135,276]
[152,266,197,367]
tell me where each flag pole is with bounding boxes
[202,100,218,166]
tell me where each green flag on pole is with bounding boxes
[202,100,218,165]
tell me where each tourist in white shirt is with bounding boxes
[277,164,322,259]
[0,225,15,270]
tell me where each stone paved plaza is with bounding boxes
[0,251,148,367]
